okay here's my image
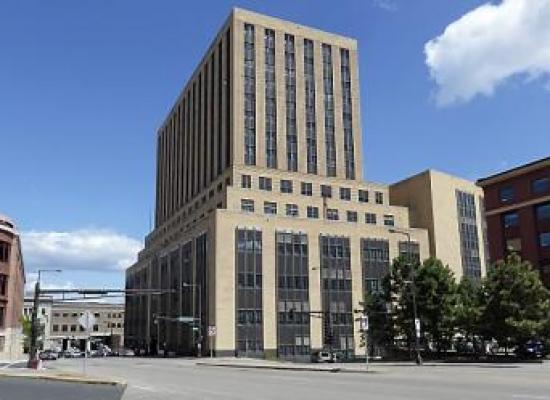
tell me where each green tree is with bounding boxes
[454,277,483,353]
[414,258,457,354]
[481,254,550,353]
[361,290,393,355]
[20,315,32,353]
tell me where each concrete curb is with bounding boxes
[0,370,127,388]
[196,362,378,374]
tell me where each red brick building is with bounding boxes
[0,214,25,360]
[477,157,550,286]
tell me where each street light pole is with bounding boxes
[28,269,62,368]
[182,282,202,357]
[389,229,422,366]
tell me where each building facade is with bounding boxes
[48,302,125,353]
[0,214,25,361]
[390,170,489,280]
[477,157,550,286]
[125,9,476,360]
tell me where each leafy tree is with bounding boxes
[20,315,32,353]
[361,290,393,355]
[481,254,550,353]
[454,277,483,353]
[414,258,457,353]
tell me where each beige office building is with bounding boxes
[390,170,489,280]
[125,9,476,360]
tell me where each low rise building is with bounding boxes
[477,157,550,286]
[49,302,125,353]
[0,214,25,360]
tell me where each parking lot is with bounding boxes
[46,357,550,400]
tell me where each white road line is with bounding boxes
[512,395,550,400]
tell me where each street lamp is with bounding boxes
[389,228,422,366]
[28,269,62,368]
[182,282,202,357]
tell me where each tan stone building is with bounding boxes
[390,170,489,280]
[125,9,478,360]
[0,214,25,361]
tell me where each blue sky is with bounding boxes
[1,0,549,290]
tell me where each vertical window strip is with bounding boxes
[265,29,277,168]
[340,49,355,180]
[322,44,336,177]
[244,24,256,165]
[304,39,317,174]
[285,34,298,171]
[226,28,231,168]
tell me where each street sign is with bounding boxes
[177,316,195,323]
[78,311,96,331]
[207,325,217,337]
[360,315,369,332]
[415,318,421,338]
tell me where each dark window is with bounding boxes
[346,211,358,222]
[264,202,277,215]
[375,192,383,204]
[0,274,7,296]
[499,186,514,203]
[503,212,519,228]
[540,232,550,248]
[70,325,77,332]
[456,190,481,279]
[320,236,353,358]
[280,180,293,193]
[259,177,272,191]
[244,24,256,166]
[301,182,312,196]
[304,39,317,174]
[277,232,310,359]
[358,190,368,203]
[340,49,355,179]
[241,175,252,189]
[241,199,254,212]
[340,187,351,201]
[0,241,10,263]
[383,215,395,226]
[307,206,319,219]
[321,185,332,198]
[265,29,277,168]
[365,213,376,224]
[326,209,339,221]
[285,34,298,171]
[322,44,336,176]
[53,325,59,332]
[93,325,99,332]
[0,306,4,329]
[62,325,68,332]
[286,204,299,217]
[536,203,550,221]
[236,229,263,357]
[532,177,549,194]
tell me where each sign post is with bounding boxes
[207,326,216,358]
[361,315,369,371]
[78,311,96,375]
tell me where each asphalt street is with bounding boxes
[0,375,125,400]
[46,357,550,400]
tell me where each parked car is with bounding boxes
[516,340,545,359]
[311,350,334,363]
[39,350,58,361]
[119,348,135,357]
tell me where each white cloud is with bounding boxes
[425,0,550,106]
[372,0,398,12]
[21,229,142,273]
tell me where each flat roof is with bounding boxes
[477,157,550,186]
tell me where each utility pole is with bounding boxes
[389,229,422,366]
